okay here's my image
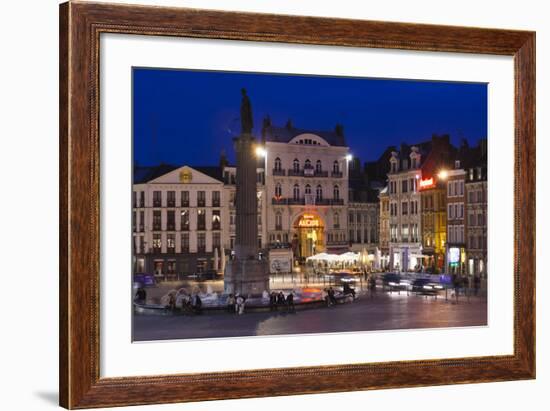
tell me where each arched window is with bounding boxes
[275,183,282,197]
[274,157,281,171]
[316,160,322,173]
[333,160,340,173]
[293,158,300,172]
[316,185,323,201]
[333,185,340,200]
[305,184,311,195]
[305,159,312,169]
[293,184,300,200]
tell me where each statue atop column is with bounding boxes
[224,89,269,296]
[240,88,253,135]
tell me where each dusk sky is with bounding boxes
[133,68,487,166]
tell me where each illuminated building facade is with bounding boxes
[445,164,467,275]
[261,119,351,261]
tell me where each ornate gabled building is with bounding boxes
[387,142,429,271]
[262,119,351,261]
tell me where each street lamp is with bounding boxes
[438,169,448,180]
[255,146,267,157]
[345,154,353,162]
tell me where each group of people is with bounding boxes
[226,293,247,315]
[166,292,202,314]
[269,291,295,312]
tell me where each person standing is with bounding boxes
[287,291,295,312]
[194,293,202,314]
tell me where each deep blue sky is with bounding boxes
[133,67,487,166]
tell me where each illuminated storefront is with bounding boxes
[293,213,325,258]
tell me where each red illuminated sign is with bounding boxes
[419,177,435,190]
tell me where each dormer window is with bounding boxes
[455,160,461,169]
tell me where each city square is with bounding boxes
[132,68,488,341]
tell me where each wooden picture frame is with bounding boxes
[59,1,535,408]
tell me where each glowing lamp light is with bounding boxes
[438,170,448,180]
[255,146,267,157]
[346,154,353,162]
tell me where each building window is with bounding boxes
[402,201,408,215]
[181,210,189,231]
[153,210,162,231]
[333,160,340,173]
[153,191,162,207]
[166,210,175,231]
[132,211,136,232]
[293,184,300,200]
[316,160,322,173]
[139,211,144,232]
[334,212,340,229]
[274,157,282,171]
[305,159,312,169]
[152,233,162,253]
[181,191,189,207]
[333,185,340,200]
[139,236,145,254]
[293,159,300,172]
[167,234,175,253]
[197,191,206,207]
[139,191,144,207]
[167,191,175,207]
[197,209,206,231]
[275,183,282,197]
[478,213,485,226]
[304,184,311,195]
[133,191,137,208]
[197,233,206,253]
[212,210,221,230]
[213,232,221,249]
[212,191,220,207]
[402,180,408,193]
[275,213,282,231]
[402,225,409,242]
[181,233,189,253]
[316,185,323,201]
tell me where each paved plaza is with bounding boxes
[133,290,487,341]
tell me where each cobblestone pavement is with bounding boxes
[133,291,487,341]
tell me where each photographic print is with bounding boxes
[132,68,488,342]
